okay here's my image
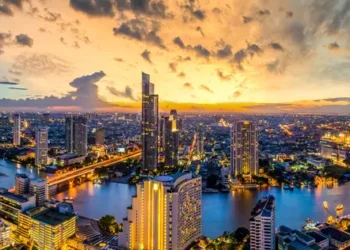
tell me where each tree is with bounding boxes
[207,175,218,188]
[100,215,119,234]
[234,227,249,243]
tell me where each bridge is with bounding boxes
[47,151,141,187]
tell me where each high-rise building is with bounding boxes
[15,173,30,195]
[95,128,105,145]
[230,121,258,177]
[13,113,21,146]
[159,116,165,151]
[41,113,50,127]
[35,128,48,165]
[250,195,276,250]
[0,116,9,130]
[119,172,202,250]
[164,114,179,166]
[65,115,88,156]
[141,72,158,170]
[0,219,10,249]
[29,178,48,206]
[196,123,204,158]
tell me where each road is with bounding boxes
[47,151,141,186]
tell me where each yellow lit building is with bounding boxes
[321,132,350,166]
[119,172,202,250]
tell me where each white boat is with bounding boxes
[323,201,328,209]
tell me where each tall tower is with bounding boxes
[13,114,21,146]
[164,111,179,166]
[250,195,275,250]
[29,178,48,206]
[230,121,258,177]
[65,115,88,156]
[95,128,105,145]
[119,172,202,250]
[141,72,158,170]
[65,116,74,153]
[15,173,30,195]
[35,128,48,166]
[196,123,204,159]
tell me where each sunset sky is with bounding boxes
[1,0,350,112]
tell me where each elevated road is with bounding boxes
[47,151,141,186]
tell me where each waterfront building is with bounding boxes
[164,111,179,166]
[29,178,48,206]
[95,128,105,145]
[141,72,159,170]
[320,132,350,166]
[0,188,36,224]
[35,127,48,165]
[119,172,202,250]
[13,113,21,146]
[250,195,275,250]
[320,226,350,249]
[230,121,258,177]
[15,173,30,195]
[0,219,10,249]
[65,115,88,156]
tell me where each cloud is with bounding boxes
[141,49,152,63]
[200,84,213,93]
[173,36,185,48]
[0,81,19,85]
[216,69,231,81]
[192,10,205,20]
[0,4,13,16]
[196,26,205,36]
[4,0,22,9]
[175,55,191,62]
[177,72,186,78]
[183,82,193,89]
[286,11,293,18]
[232,43,263,70]
[242,16,253,24]
[328,42,340,51]
[115,0,169,18]
[169,62,177,73]
[8,69,22,76]
[217,44,232,58]
[266,60,285,74]
[232,91,241,99]
[181,0,205,21]
[15,34,34,47]
[107,85,136,101]
[257,9,271,16]
[114,57,124,62]
[269,42,284,51]
[9,87,27,90]
[69,0,114,17]
[191,44,210,58]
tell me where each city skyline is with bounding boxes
[1,0,350,113]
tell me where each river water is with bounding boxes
[1,159,350,238]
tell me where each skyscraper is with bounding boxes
[141,72,158,170]
[35,128,48,166]
[13,114,21,146]
[95,128,105,145]
[119,172,202,250]
[15,173,30,196]
[230,121,258,177]
[196,123,204,158]
[29,178,48,206]
[164,113,179,166]
[250,195,276,250]
[65,115,88,156]
[41,113,50,127]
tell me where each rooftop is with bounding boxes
[321,226,350,243]
[306,231,328,243]
[250,195,275,218]
[32,207,76,226]
[0,190,29,203]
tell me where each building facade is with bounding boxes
[65,115,88,156]
[164,114,179,167]
[119,172,202,250]
[29,178,48,206]
[230,121,258,177]
[35,128,48,166]
[15,173,30,195]
[250,195,276,250]
[13,113,21,146]
[95,128,105,145]
[0,219,10,249]
[141,72,159,170]
[196,123,204,159]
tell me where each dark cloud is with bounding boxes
[233,49,246,65]
[266,60,285,74]
[145,30,166,49]
[178,72,186,78]
[60,37,66,45]
[196,26,205,36]
[200,84,213,93]
[175,55,191,62]
[286,11,293,18]
[242,16,253,24]
[216,69,231,81]
[328,42,340,50]
[212,7,221,14]
[39,27,46,32]
[141,49,152,63]
[247,43,263,54]
[270,42,284,51]
[73,41,80,48]
[183,82,193,89]
[107,85,136,100]
[70,0,114,16]
[169,62,177,73]
[232,43,263,70]
[257,9,271,16]
[115,0,169,18]
[0,81,18,85]
[9,87,27,90]
[4,0,22,9]
[173,36,185,48]
[192,45,210,58]
[217,44,232,58]
[114,57,124,62]
[0,4,13,16]
[15,34,34,47]
[8,69,22,75]
[192,10,205,20]
[39,8,61,22]
[181,0,205,21]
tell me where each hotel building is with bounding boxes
[119,172,202,250]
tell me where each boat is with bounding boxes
[323,201,328,209]
[336,204,344,211]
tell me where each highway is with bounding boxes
[47,151,141,186]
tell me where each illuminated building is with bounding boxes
[13,113,21,146]
[29,178,48,207]
[0,188,36,224]
[15,173,30,195]
[141,72,158,170]
[320,132,350,166]
[35,127,48,166]
[250,195,275,250]
[196,123,204,159]
[164,111,179,166]
[0,219,10,249]
[119,172,202,250]
[95,128,105,145]
[230,121,258,177]
[41,112,50,127]
[65,115,88,156]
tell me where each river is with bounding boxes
[1,159,350,238]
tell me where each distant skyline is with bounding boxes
[1,0,350,113]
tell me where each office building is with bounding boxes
[119,172,202,250]
[29,178,48,206]
[15,173,30,195]
[164,114,179,166]
[196,123,204,158]
[13,113,21,146]
[320,132,350,166]
[320,226,350,249]
[250,195,275,250]
[159,116,165,150]
[0,219,10,249]
[95,128,105,145]
[141,72,159,170]
[65,115,88,156]
[35,127,48,165]
[230,121,258,177]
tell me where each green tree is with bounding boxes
[100,214,119,234]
